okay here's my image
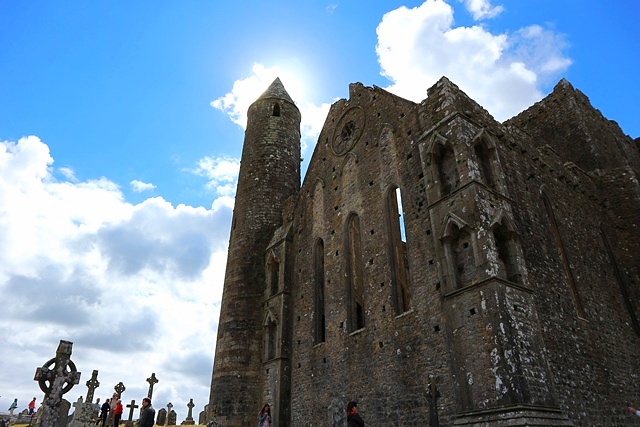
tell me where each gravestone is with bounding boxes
[328,398,345,427]
[167,410,176,426]
[165,403,173,426]
[197,410,205,426]
[85,371,100,404]
[68,397,97,427]
[145,374,158,400]
[180,399,194,425]
[124,400,138,427]
[156,409,167,426]
[59,400,71,427]
[34,340,81,427]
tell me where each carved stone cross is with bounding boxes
[146,373,158,399]
[85,370,100,404]
[125,400,138,427]
[114,382,126,399]
[182,399,195,424]
[33,340,81,427]
[167,403,173,413]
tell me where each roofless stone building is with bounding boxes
[207,76,640,426]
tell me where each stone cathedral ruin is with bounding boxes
[206,76,640,426]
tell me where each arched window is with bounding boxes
[314,238,326,343]
[386,186,411,314]
[474,142,496,188]
[492,220,520,283]
[272,103,281,117]
[267,253,279,296]
[345,213,365,331]
[437,144,459,197]
[451,225,475,288]
[266,319,277,360]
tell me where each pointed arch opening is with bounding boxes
[385,185,411,314]
[272,103,281,117]
[442,216,476,291]
[314,238,326,343]
[437,143,459,197]
[345,213,365,332]
[267,253,280,296]
[492,219,521,284]
[264,313,278,361]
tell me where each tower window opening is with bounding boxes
[272,103,281,117]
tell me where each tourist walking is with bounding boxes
[100,399,110,427]
[138,398,155,427]
[8,399,18,415]
[346,401,364,427]
[113,400,123,427]
[28,397,36,416]
[258,403,271,427]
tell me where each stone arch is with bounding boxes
[345,212,365,332]
[441,214,476,291]
[472,129,497,189]
[489,210,522,284]
[385,184,411,314]
[263,309,279,361]
[266,250,280,296]
[422,132,460,202]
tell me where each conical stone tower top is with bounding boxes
[257,77,295,104]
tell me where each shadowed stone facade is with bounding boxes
[208,77,640,426]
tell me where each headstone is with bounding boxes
[156,409,167,426]
[59,399,71,427]
[68,397,97,427]
[124,400,138,427]
[166,403,173,426]
[145,374,158,400]
[197,410,205,426]
[85,371,100,404]
[167,410,176,426]
[34,340,81,427]
[180,399,195,425]
[328,398,345,427]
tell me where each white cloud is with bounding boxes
[0,136,228,415]
[130,179,156,192]
[376,0,571,121]
[193,156,239,198]
[460,0,503,20]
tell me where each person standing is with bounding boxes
[138,398,155,427]
[258,404,271,427]
[346,401,364,427]
[8,399,18,416]
[100,399,111,427]
[113,400,123,427]
[28,398,36,416]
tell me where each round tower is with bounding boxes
[208,78,301,426]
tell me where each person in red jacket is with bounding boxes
[113,400,123,427]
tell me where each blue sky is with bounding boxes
[1,0,638,418]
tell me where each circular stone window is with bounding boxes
[332,107,365,156]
